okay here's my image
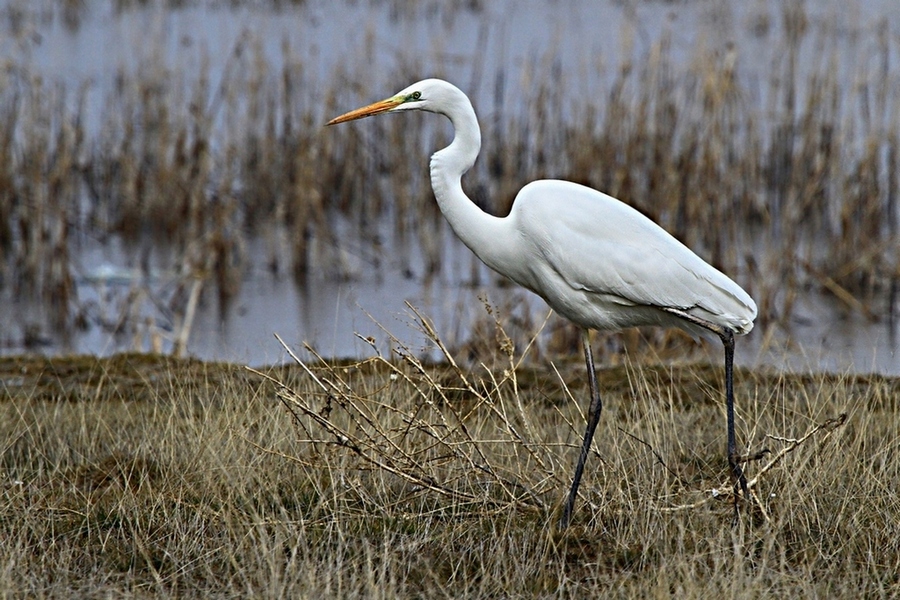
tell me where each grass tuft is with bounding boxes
[1,318,898,596]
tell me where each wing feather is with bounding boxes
[509,181,756,333]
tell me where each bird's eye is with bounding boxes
[410,91,422,101]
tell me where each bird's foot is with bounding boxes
[731,459,749,498]
[730,447,771,499]
[728,452,749,526]
[740,447,772,465]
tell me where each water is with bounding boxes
[1,0,899,374]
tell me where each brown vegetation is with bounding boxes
[0,319,897,596]
[0,2,898,352]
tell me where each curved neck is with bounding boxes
[429,97,510,272]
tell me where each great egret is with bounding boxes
[327,78,757,529]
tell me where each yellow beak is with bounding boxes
[326,97,403,126]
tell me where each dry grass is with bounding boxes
[1,315,898,597]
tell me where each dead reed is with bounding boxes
[1,2,899,352]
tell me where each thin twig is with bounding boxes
[247,365,483,504]
[617,427,688,487]
[661,413,847,514]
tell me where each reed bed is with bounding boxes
[0,316,897,596]
[1,1,898,352]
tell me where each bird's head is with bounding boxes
[326,79,461,125]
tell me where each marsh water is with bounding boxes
[1,0,899,374]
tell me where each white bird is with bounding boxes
[327,78,757,528]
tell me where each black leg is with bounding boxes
[560,329,603,529]
[658,309,749,513]
[720,329,748,522]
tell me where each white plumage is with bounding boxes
[498,180,756,335]
[328,78,756,528]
